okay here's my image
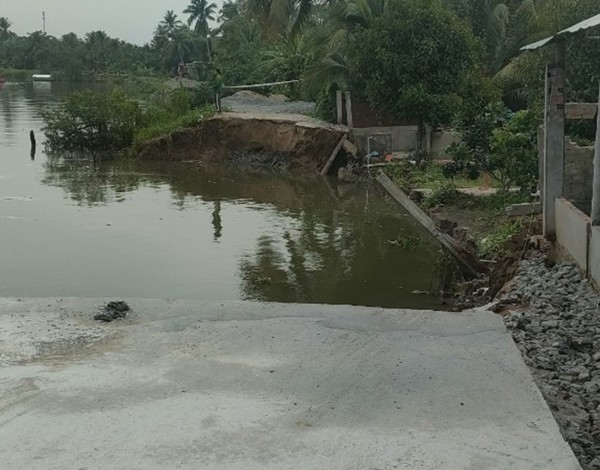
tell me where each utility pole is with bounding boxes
[42,12,46,34]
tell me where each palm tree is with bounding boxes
[160,10,183,38]
[465,0,537,74]
[184,0,217,60]
[85,31,109,72]
[247,0,316,39]
[303,0,388,93]
[25,31,50,69]
[0,17,14,41]
[184,0,217,37]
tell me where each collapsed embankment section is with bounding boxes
[137,112,348,173]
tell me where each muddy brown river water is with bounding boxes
[0,81,444,308]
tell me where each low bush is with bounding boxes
[42,87,215,155]
[423,182,459,209]
[478,219,525,258]
[42,89,142,153]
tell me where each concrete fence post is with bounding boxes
[543,39,566,238]
[591,81,600,225]
[345,92,353,129]
[425,125,432,155]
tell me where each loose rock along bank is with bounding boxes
[500,258,600,470]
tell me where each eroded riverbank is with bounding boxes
[137,112,348,174]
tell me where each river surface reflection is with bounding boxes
[0,81,443,308]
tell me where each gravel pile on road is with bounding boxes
[94,301,130,322]
[498,258,600,469]
[222,90,316,115]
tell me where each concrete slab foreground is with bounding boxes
[0,298,581,469]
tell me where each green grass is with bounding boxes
[412,164,487,189]
[0,68,37,81]
[384,161,489,193]
[112,75,168,98]
[478,218,525,258]
[133,105,215,147]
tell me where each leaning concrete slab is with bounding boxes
[0,298,581,470]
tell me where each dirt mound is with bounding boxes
[222,91,315,115]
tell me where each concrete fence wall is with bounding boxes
[431,132,461,156]
[555,198,590,275]
[553,198,600,288]
[590,227,600,285]
[563,138,594,213]
[352,126,460,158]
[538,130,594,212]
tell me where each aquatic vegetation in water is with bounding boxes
[386,234,420,250]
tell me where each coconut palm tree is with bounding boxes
[302,0,388,93]
[0,17,14,41]
[184,0,217,60]
[85,31,110,72]
[247,0,316,39]
[160,10,183,37]
[184,0,217,37]
[465,0,537,74]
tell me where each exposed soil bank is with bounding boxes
[137,112,347,173]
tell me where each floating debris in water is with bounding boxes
[2,196,36,201]
[94,301,130,322]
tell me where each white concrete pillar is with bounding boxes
[543,39,566,238]
[591,82,600,225]
[345,92,353,129]
[425,125,432,155]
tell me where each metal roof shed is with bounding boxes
[521,13,600,51]
[520,13,600,234]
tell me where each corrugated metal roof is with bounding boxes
[521,13,600,51]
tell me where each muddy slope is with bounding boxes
[137,113,347,173]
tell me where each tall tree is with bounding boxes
[160,10,183,37]
[184,0,217,37]
[0,17,14,41]
[464,0,537,74]
[85,31,109,72]
[350,0,481,153]
[184,0,217,60]
[303,0,389,93]
[247,0,315,39]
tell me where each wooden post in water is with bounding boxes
[29,130,36,160]
[336,90,343,125]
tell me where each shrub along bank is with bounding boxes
[42,87,214,156]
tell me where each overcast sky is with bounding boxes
[1,0,225,45]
